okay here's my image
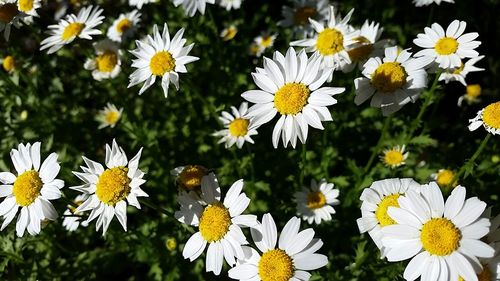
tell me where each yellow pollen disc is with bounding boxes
[13,170,43,207]
[383,150,405,167]
[293,6,316,25]
[274,83,310,115]
[466,84,481,98]
[371,62,408,93]
[307,191,326,209]
[178,165,208,191]
[95,166,131,206]
[149,51,175,76]
[375,194,400,226]
[62,22,85,41]
[482,101,500,130]
[198,203,232,242]
[229,118,249,137]
[421,218,461,256]
[436,169,457,187]
[105,110,120,125]
[18,0,34,12]
[452,63,465,75]
[260,36,274,48]
[3,55,15,72]
[96,50,118,73]
[258,249,294,281]
[0,3,19,23]
[116,18,132,34]
[435,37,459,55]
[316,28,344,56]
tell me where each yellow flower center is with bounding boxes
[452,63,465,75]
[258,249,294,281]
[274,83,310,115]
[316,28,344,56]
[383,150,405,167]
[198,203,232,242]
[466,84,481,98]
[62,22,85,41]
[105,110,120,125]
[458,266,492,281]
[18,0,34,12]
[116,18,132,34]
[293,6,316,25]
[421,218,461,256]
[3,55,15,72]
[178,165,208,191]
[95,50,118,73]
[222,26,237,41]
[371,62,408,93]
[13,170,43,207]
[260,36,274,48]
[436,169,457,187]
[228,118,249,137]
[95,166,131,206]
[165,237,177,251]
[482,101,500,130]
[375,194,400,226]
[0,3,19,23]
[435,37,458,55]
[307,191,326,209]
[149,51,175,76]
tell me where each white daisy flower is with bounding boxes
[278,0,329,38]
[0,0,27,41]
[212,102,259,149]
[172,0,215,17]
[381,183,495,281]
[171,165,209,193]
[107,10,141,43]
[439,55,484,86]
[96,103,123,129]
[62,194,89,232]
[218,0,242,11]
[84,39,122,81]
[354,46,432,116]
[40,5,104,54]
[291,6,359,71]
[242,47,345,148]
[0,142,63,237]
[175,173,257,275]
[380,145,409,169]
[129,0,157,9]
[413,20,481,69]
[228,214,328,280]
[413,0,454,7]
[70,139,148,236]
[128,23,199,98]
[17,0,41,17]
[252,32,277,57]
[294,178,340,224]
[356,178,421,258]
[469,101,500,135]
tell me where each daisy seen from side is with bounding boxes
[439,55,484,86]
[294,178,340,224]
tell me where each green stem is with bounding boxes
[454,134,491,181]
[363,116,391,173]
[139,199,172,217]
[299,143,307,187]
[246,145,256,182]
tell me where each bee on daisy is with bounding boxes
[458,84,482,106]
[469,101,500,135]
[213,102,259,149]
[84,39,122,81]
[220,25,237,41]
[40,5,104,54]
[70,139,148,235]
[0,142,63,237]
[171,165,209,194]
[107,10,141,43]
[228,214,328,281]
[431,169,458,189]
[242,47,345,148]
[381,182,494,281]
[129,0,157,9]
[439,55,484,86]
[354,46,432,116]
[172,0,215,17]
[294,178,340,224]
[0,0,27,40]
[252,32,277,57]
[380,145,408,169]
[62,194,89,232]
[128,23,199,98]
[175,173,257,275]
[1,55,15,73]
[218,0,242,11]
[356,178,421,257]
[413,20,481,69]
[278,0,329,38]
[96,103,123,129]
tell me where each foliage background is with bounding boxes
[0,0,499,280]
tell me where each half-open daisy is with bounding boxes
[128,23,199,98]
[242,47,345,148]
[413,20,481,69]
[40,5,104,54]
[380,145,408,169]
[382,182,494,281]
[469,101,500,135]
[171,165,209,193]
[96,103,123,129]
[0,0,27,40]
[228,214,328,281]
[84,39,122,81]
[176,173,257,275]
[356,178,421,257]
[439,55,484,86]
[354,46,432,116]
[213,102,259,149]
[294,178,340,224]
[0,142,63,237]
[172,0,215,17]
[62,194,89,232]
[278,0,329,38]
[107,10,141,43]
[70,139,147,235]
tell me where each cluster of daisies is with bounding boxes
[357,178,500,281]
